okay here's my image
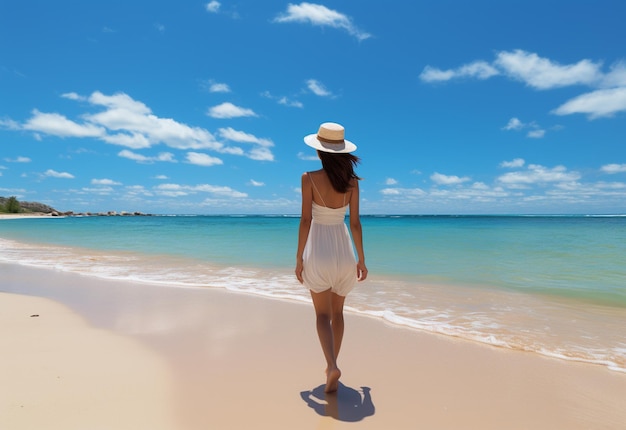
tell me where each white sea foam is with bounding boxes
[1,236,626,373]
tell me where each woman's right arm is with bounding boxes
[349,180,368,281]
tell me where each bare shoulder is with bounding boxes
[308,169,324,177]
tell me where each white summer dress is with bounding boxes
[302,174,357,297]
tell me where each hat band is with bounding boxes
[317,135,345,144]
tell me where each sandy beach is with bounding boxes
[2,263,626,430]
[0,213,58,220]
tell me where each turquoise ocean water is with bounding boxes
[1,215,625,371]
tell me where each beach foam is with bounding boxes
[2,235,625,373]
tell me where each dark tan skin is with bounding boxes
[296,168,367,393]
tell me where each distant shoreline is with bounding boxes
[0,211,152,220]
[3,212,626,219]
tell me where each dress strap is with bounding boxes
[308,172,326,207]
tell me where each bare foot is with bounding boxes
[325,367,341,393]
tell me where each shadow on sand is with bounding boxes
[300,383,375,422]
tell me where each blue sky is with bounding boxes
[1,1,625,214]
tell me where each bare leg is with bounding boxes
[331,292,346,361]
[310,290,343,392]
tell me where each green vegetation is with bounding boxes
[0,196,21,213]
[1,196,60,214]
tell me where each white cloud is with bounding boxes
[17,92,225,151]
[419,67,455,83]
[0,187,26,195]
[118,149,176,163]
[306,79,332,97]
[102,132,152,149]
[431,172,471,185]
[124,185,152,199]
[91,178,121,186]
[500,158,525,168]
[380,188,401,195]
[273,2,371,41]
[494,50,602,90]
[0,118,21,130]
[601,163,626,174]
[248,147,275,162]
[89,91,151,114]
[44,169,74,179]
[471,182,490,190]
[87,92,222,150]
[422,50,602,89]
[374,161,626,213]
[280,97,303,108]
[193,184,248,198]
[458,61,501,79]
[380,187,426,197]
[385,178,398,185]
[0,90,267,197]
[81,186,114,195]
[206,1,220,13]
[205,79,230,93]
[5,156,31,163]
[210,83,230,93]
[428,184,511,202]
[503,117,524,131]
[24,110,104,138]
[155,183,247,198]
[207,102,257,119]
[61,92,85,101]
[186,152,224,166]
[249,180,265,187]
[154,184,189,197]
[218,146,245,156]
[595,181,626,189]
[154,175,169,180]
[503,117,546,137]
[601,62,626,88]
[262,91,303,108]
[420,61,499,83]
[527,129,545,138]
[497,164,581,187]
[118,150,151,162]
[194,184,247,198]
[421,50,626,120]
[218,127,273,147]
[156,152,176,162]
[553,87,626,119]
[217,127,275,161]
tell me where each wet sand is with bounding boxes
[2,263,626,429]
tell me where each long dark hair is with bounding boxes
[317,151,361,193]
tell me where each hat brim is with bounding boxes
[303,134,357,153]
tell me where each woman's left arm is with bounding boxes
[295,173,313,283]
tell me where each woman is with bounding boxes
[295,122,368,393]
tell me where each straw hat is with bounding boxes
[304,122,357,153]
